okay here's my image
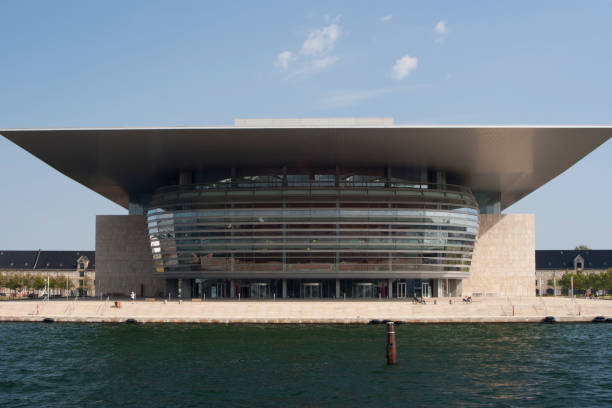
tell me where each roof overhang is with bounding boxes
[1,125,610,210]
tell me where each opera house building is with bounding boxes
[2,118,609,299]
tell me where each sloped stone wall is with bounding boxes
[96,215,165,297]
[463,214,536,297]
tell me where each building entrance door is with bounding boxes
[216,282,227,298]
[355,283,373,298]
[302,283,321,298]
[396,282,407,298]
[250,283,269,298]
[422,282,430,298]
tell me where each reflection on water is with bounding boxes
[1,323,611,407]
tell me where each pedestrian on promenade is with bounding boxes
[130,291,135,304]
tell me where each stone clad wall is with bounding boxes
[95,215,165,297]
[463,214,535,297]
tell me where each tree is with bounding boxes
[0,274,7,292]
[557,271,573,292]
[573,272,589,292]
[30,274,47,290]
[7,274,24,297]
[557,269,612,296]
[574,245,591,250]
[52,274,76,296]
[599,269,612,295]
[22,274,34,293]
[557,270,588,293]
[50,274,66,294]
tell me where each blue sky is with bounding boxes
[0,0,611,250]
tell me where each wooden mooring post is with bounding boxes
[386,321,397,365]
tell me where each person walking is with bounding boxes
[130,290,135,304]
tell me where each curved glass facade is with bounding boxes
[146,172,479,282]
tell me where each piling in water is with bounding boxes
[386,321,397,365]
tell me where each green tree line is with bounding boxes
[0,273,77,297]
[548,268,612,295]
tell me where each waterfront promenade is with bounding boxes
[1,297,612,323]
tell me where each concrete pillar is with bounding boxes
[335,279,340,298]
[335,165,340,187]
[184,279,193,299]
[231,168,237,187]
[230,280,236,298]
[282,279,287,298]
[282,201,287,273]
[448,279,460,297]
[439,279,445,297]
[178,278,192,298]
[388,279,393,298]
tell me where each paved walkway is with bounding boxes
[1,297,611,324]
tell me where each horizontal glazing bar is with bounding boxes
[148,181,480,279]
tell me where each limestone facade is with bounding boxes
[463,214,536,297]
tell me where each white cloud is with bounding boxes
[287,56,341,80]
[274,51,293,71]
[300,24,341,56]
[312,56,339,69]
[320,88,393,108]
[391,55,418,80]
[274,22,342,79]
[434,20,448,34]
[380,15,392,23]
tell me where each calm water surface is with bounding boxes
[1,323,611,407]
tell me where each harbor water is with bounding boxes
[1,323,611,407]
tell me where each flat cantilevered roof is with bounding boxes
[1,124,610,210]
